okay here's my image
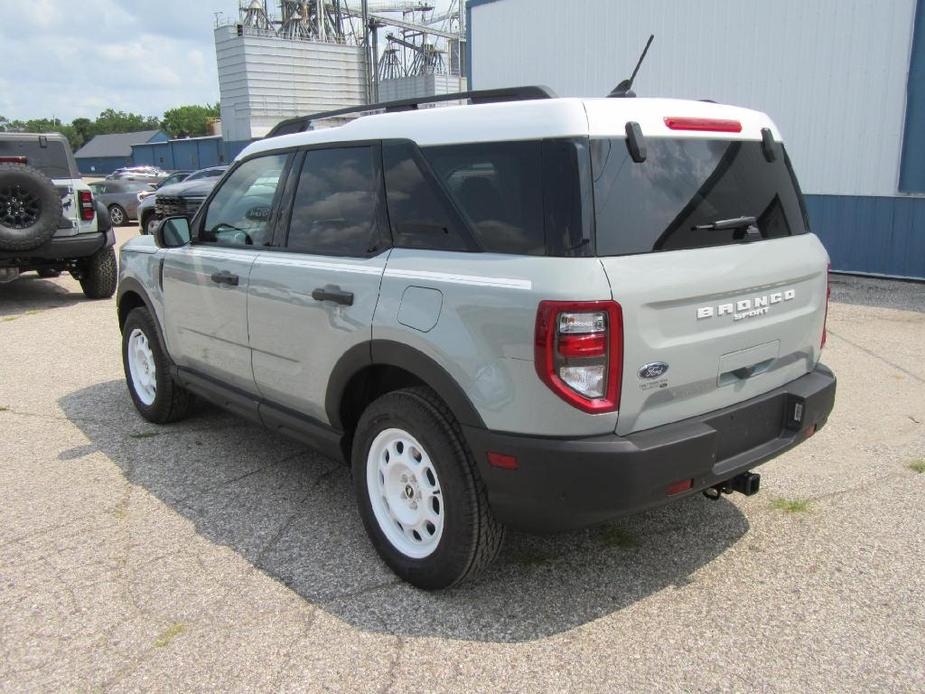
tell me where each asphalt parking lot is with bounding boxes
[1,228,923,691]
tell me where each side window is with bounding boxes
[201,154,287,247]
[423,141,545,255]
[285,146,382,256]
[382,140,470,252]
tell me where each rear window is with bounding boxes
[591,138,810,256]
[0,138,74,179]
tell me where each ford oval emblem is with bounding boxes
[638,362,669,379]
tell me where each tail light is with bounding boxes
[821,263,831,349]
[534,300,623,413]
[0,156,27,164]
[78,190,95,221]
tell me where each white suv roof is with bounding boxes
[242,97,782,161]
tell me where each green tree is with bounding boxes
[161,103,221,138]
[70,117,94,149]
[93,109,161,135]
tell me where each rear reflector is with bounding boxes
[664,117,742,133]
[487,452,518,470]
[666,479,694,495]
[0,156,27,164]
[821,263,831,349]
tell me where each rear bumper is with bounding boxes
[0,230,114,262]
[464,364,836,533]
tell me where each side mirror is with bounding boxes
[154,216,191,248]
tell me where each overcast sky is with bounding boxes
[0,0,456,123]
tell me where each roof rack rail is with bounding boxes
[265,85,557,138]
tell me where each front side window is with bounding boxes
[201,154,287,247]
[285,147,382,256]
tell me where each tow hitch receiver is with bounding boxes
[703,471,761,500]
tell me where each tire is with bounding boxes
[108,204,127,227]
[142,211,159,235]
[352,387,505,589]
[121,307,193,424]
[0,163,62,251]
[36,268,61,278]
[77,246,117,299]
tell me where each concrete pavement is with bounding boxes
[1,231,923,691]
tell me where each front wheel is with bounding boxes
[141,211,159,235]
[121,307,193,424]
[352,387,505,589]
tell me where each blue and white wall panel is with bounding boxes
[470,0,925,279]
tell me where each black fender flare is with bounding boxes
[325,339,486,430]
[116,276,170,357]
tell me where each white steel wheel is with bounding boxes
[366,427,444,559]
[127,327,157,406]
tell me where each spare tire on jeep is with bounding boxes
[0,162,62,251]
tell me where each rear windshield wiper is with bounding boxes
[693,216,757,231]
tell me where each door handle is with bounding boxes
[312,285,354,306]
[210,270,239,286]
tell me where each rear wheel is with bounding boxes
[352,387,505,589]
[122,307,193,423]
[108,204,126,227]
[77,246,117,299]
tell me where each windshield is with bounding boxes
[591,138,810,256]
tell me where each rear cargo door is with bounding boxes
[590,136,829,435]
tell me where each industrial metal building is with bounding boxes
[467,0,925,280]
[73,130,168,175]
[215,1,466,144]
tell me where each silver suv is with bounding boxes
[116,87,837,589]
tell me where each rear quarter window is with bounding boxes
[423,141,545,255]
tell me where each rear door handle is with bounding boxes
[312,285,354,306]
[210,270,239,286]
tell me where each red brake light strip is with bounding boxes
[664,117,743,133]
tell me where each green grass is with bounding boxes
[0,406,7,412]
[597,525,639,549]
[24,309,42,316]
[770,498,812,513]
[2,316,17,322]
[154,623,186,648]
[908,459,925,474]
[129,431,161,439]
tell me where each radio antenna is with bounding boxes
[608,34,655,98]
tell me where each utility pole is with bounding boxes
[361,0,372,103]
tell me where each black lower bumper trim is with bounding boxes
[464,364,836,533]
[0,231,111,262]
